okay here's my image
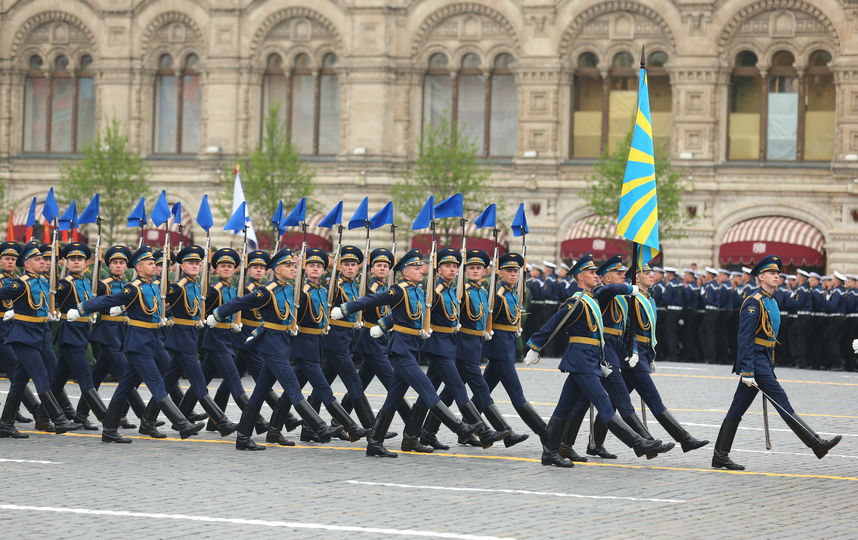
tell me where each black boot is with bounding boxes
[82,388,108,423]
[541,417,574,467]
[418,402,449,450]
[431,402,479,440]
[656,410,709,452]
[712,418,744,470]
[620,413,658,459]
[483,403,528,448]
[171,386,205,422]
[126,388,148,424]
[34,401,54,432]
[159,398,204,439]
[236,393,270,435]
[55,389,77,420]
[74,389,96,429]
[267,395,301,432]
[514,402,547,437]
[326,401,371,442]
[235,401,265,451]
[101,398,132,443]
[207,385,231,432]
[783,413,842,459]
[351,395,376,430]
[20,388,39,423]
[0,392,28,438]
[293,399,338,443]
[139,398,167,439]
[366,408,397,458]
[266,397,295,446]
[605,414,673,458]
[461,401,510,449]
[199,395,237,437]
[558,412,588,462]
[401,402,434,453]
[39,392,82,434]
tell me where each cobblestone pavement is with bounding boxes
[1,360,856,539]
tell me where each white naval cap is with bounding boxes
[652,266,664,272]
[787,275,797,280]
[560,262,570,271]
[822,275,832,281]
[797,269,810,277]
[542,260,557,269]
[834,271,847,281]
[846,274,858,280]
[531,264,544,272]
[695,270,706,277]
[809,272,821,279]
[730,271,741,277]
[662,266,678,273]
[717,268,729,275]
[742,267,752,274]
[705,266,718,275]
[683,268,694,274]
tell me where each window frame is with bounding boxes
[153,53,201,155]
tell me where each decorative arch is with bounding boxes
[411,3,520,57]
[713,202,832,248]
[249,7,344,60]
[559,0,676,59]
[140,11,205,59]
[10,11,97,60]
[717,0,840,55]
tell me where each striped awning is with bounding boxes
[560,215,628,260]
[563,215,620,241]
[719,216,825,267]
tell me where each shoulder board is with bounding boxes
[214,282,224,291]
[465,282,475,290]
[19,275,30,282]
[397,281,409,288]
[265,282,278,291]
[369,282,380,293]
[435,284,444,294]
[62,275,74,283]
[752,292,763,300]
[101,277,113,285]
[131,278,142,286]
[177,277,188,286]
[303,284,311,293]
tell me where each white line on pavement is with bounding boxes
[346,480,685,504]
[0,504,515,540]
[733,448,858,460]
[0,458,60,464]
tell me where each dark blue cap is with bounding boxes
[17,241,41,267]
[60,242,92,260]
[130,246,155,267]
[369,248,393,267]
[304,248,328,269]
[752,255,782,277]
[269,248,295,269]
[571,253,597,276]
[175,245,205,264]
[597,254,627,276]
[498,252,524,270]
[436,247,462,267]
[464,248,490,267]
[247,250,270,268]
[0,241,21,259]
[105,245,131,265]
[393,248,424,272]
[211,247,240,267]
[340,245,363,265]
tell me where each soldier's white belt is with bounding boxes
[531,300,558,305]
[846,313,858,318]
[666,306,683,311]
[705,306,719,311]
[797,311,812,315]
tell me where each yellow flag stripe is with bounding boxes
[627,147,654,165]
[632,207,659,243]
[620,174,655,197]
[616,188,656,235]
[636,110,652,136]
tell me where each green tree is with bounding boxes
[60,117,151,244]
[580,132,692,241]
[393,115,494,242]
[221,105,315,242]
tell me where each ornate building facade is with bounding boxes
[1,0,857,270]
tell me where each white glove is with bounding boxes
[419,328,432,340]
[48,310,60,322]
[354,319,363,330]
[483,330,494,341]
[456,323,462,333]
[370,325,384,339]
[678,318,684,326]
[740,376,757,387]
[630,285,640,296]
[516,328,522,337]
[330,307,344,320]
[231,322,243,333]
[66,308,81,322]
[289,327,298,336]
[852,338,858,355]
[90,313,98,323]
[205,314,218,328]
[524,349,541,365]
[3,310,14,321]
[626,353,639,368]
[599,362,613,377]
[109,306,123,316]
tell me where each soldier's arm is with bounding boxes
[526,297,582,353]
[0,279,28,302]
[79,283,138,314]
[214,287,270,322]
[735,298,760,377]
[343,284,401,315]
[594,283,633,307]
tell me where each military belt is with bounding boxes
[847,314,858,318]
[430,324,456,334]
[635,335,651,344]
[211,322,232,330]
[13,314,47,323]
[458,327,484,336]
[329,319,357,329]
[392,324,420,336]
[568,336,600,346]
[299,326,325,335]
[101,315,125,322]
[493,323,518,332]
[263,322,290,331]
[705,306,719,311]
[364,322,378,329]
[61,314,92,323]
[127,319,159,329]
[603,327,623,336]
[241,318,262,327]
[172,317,201,327]
[754,338,776,348]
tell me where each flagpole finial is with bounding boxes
[640,45,646,69]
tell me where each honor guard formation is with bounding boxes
[0,192,848,474]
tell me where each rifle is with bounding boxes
[90,216,103,294]
[48,223,59,319]
[327,224,344,316]
[291,221,308,334]
[356,222,370,327]
[423,220,437,334]
[485,227,499,336]
[172,220,184,281]
[516,227,527,333]
[386,223,397,289]
[159,218,171,326]
[233,223,249,332]
[456,217,467,303]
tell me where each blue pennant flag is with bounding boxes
[319,201,344,229]
[369,201,394,230]
[434,193,463,219]
[151,190,171,227]
[78,194,100,225]
[57,201,78,231]
[511,203,528,237]
[474,204,496,229]
[196,195,214,232]
[224,201,247,232]
[271,201,286,234]
[25,198,37,228]
[43,188,59,224]
[283,198,306,227]
[616,62,659,268]
[348,197,369,230]
[411,196,435,230]
[127,197,147,228]
[171,202,182,225]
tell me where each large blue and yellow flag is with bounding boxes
[616,63,659,269]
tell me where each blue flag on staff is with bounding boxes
[196,195,214,232]
[616,59,659,269]
[78,194,100,224]
[127,197,147,228]
[411,196,435,230]
[224,201,247,232]
[43,188,59,224]
[434,193,463,219]
[474,204,496,229]
[319,201,344,229]
[57,201,78,231]
[348,197,369,230]
[25,198,37,228]
[151,190,171,227]
[271,201,286,234]
[511,203,528,237]
[283,198,306,227]
[369,201,394,230]
[171,202,182,225]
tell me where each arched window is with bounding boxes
[647,51,672,153]
[767,51,798,160]
[23,53,95,153]
[804,50,834,161]
[422,52,517,157]
[154,53,201,154]
[607,52,637,152]
[571,52,602,157]
[261,52,341,155]
[728,51,761,160]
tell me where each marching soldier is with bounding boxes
[660,267,682,363]
[701,267,720,364]
[69,246,203,442]
[521,264,544,346]
[789,269,813,369]
[711,255,841,470]
[679,268,702,362]
[524,254,674,468]
[809,272,827,369]
[773,273,793,367]
[823,272,846,371]
[331,248,480,458]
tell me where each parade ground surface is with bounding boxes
[1,361,855,539]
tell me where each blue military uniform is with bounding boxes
[822,274,846,370]
[701,269,720,363]
[712,255,841,470]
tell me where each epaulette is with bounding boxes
[303,284,311,293]
[435,283,444,294]
[131,278,142,286]
[19,275,30,282]
[177,277,188,287]
[101,277,114,285]
[369,282,380,293]
[265,282,278,291]
[214,282,224,291]
[752,292,763,300]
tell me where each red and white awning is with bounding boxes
[560,215,628,260]
[562,215,620,241]
[719,216,825,267]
